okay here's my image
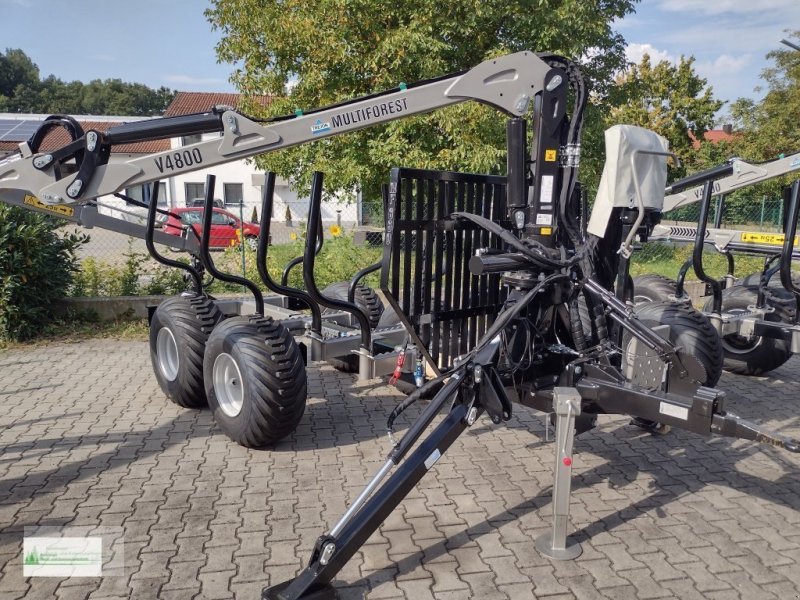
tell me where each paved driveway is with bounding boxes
[0,340,798,599]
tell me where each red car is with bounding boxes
[159,207,261,249]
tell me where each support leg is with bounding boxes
[263,402,473,600]
[535,387,583,560]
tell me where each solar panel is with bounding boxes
[0,119,44,142]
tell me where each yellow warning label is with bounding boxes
[23,195,74,217]
[741,232,798,246]
[539,227,553,235]
[544,149,557,162]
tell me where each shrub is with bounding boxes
[71,246,190,298]
[0,205,87,341]
[206,233,383,295]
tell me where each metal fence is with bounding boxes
[661,196,787,233]
[63,197,387,298]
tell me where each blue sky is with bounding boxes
[1,0,797,120]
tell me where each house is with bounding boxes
[0,94,360,240]
[690,124,736,149]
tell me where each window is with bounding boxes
[182,134,202,146]
[224,183,243,206]
[124,182,167,206]
[185,182,205,205]
[211,211,233,225]
[180,211,203,225]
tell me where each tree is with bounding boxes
[0,48,175,116]
[206,0,637,201]
[0,48,39,98]
[728,31,800,162]
[604,54,722,179]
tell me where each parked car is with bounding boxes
[158,207,261,250]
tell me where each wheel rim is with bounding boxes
[213,352,244,417]
[156,327,180,381]
[246,237,258,250]
[721,308,763,354]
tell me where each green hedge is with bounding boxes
[0,206,87,341]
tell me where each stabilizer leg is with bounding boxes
[535,387,583,560]
[263,402,474,600]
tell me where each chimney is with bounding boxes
[722,123,733,135]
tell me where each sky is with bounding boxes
[1,0,797,121]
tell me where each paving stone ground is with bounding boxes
[0,340,799,600]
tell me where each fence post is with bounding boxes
[239,203,247,285]
[760,196,766,227]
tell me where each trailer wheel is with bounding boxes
[149,293,224,408]
[626,300,724,386]
[320,281,385,372]
[203,315,307,447]
[704,285,794,376]
[321,281,384,328]
[735,272,800,289]
[632,274,681,305]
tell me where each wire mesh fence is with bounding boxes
[662,196,787,233]
[62,197,387,298]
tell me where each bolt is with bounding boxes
[33,155,53,168]
[574,366,582,376]
[514,94,531,113]
[319,542,336,566]
[546,75,563,91]
[43,193,63,204]
[86,131,98,151]
[226,114,239,134]
[466,406,478,426]
[67,180,83,198]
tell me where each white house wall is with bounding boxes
[96,133,361,235]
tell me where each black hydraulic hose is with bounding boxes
[302,171,372,348]
[256,172,322,331]
[675,257,692,298]
[144,182,203,293]
[198,174,265,314]
[452,211,595,269]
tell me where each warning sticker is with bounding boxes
[741,232,798,246]
[24,195,74,217]
[539,175,554,205]
[544,149,557,162]
[536,213,553,226]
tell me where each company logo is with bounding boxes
[311,119,332,135]
[24,537,103,577]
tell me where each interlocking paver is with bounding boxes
[0,340,798,600]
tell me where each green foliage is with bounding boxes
[630,243,765,282]
[0,48,175,115]
[724,31,800,163]
[207,234,383,294]
[0,205,87,342]
[71,245,189,298]
[206,0,636,201]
